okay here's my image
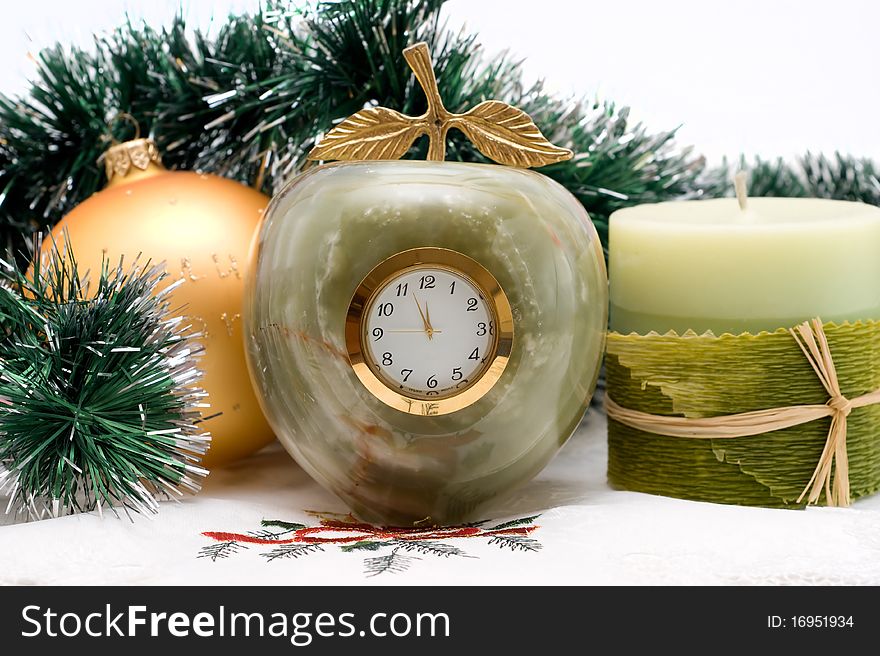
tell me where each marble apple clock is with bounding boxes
[244,43,607,526]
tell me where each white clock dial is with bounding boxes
[363,266,496,400]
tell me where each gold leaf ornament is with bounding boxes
[307,43,572,168]
[308,107,422,161]
[454,101,572,168]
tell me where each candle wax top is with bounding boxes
[613,197,880,228]
[609,197,880,335]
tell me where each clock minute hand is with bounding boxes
[411,293,433,341]
[425,302,435,338]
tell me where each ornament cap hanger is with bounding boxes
[307,42,573,168]
[100,113,166,188]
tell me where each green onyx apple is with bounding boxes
[242,44,607,526]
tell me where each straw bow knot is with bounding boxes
[827,394,853,417]
[789,319,852,506]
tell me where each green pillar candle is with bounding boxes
[607,194,880,507]
[610,198,880,335]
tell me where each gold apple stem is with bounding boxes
[403,43,450,162]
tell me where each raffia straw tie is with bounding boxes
[605,318,880,507]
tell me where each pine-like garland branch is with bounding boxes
[0,0,875,267]
[704,153,880,205]
[0,234,210,519]
[0,0,704,263]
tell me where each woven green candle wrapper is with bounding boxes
[606,321,880,507]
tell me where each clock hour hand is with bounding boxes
[411,293,434,340]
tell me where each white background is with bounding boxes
[0,0,877,163]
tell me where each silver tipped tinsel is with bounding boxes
[0,235,211,520]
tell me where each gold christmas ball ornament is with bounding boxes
[48,130,275,467]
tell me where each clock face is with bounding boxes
[365,266,495,398]
[346,248,513,416]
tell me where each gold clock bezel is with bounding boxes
[345,248,514,416]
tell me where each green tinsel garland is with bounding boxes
[5,0,874,268]
[0,236,210,518]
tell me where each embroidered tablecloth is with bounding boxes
[3,407,880,585]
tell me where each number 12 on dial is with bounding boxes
[345,248,514,415]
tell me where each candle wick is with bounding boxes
[734,171,749,211]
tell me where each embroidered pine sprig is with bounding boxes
[261,544,324,561]
[364,548,419,577]
[488,535,542,552]
[247,529,289,540]
[341,541,384,552]
[393,540,469,558]
[198,541,245,561]
[200,513,545,576]
[249,519,306,540]
[0,234,209,519]
[489,515,541,530]
[261,519,307,532]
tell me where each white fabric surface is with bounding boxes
[2,408,880,585]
